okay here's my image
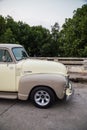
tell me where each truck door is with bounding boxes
[0,49,16,91]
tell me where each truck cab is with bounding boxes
[0,44,73,108]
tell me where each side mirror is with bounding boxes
[2,56,7,62]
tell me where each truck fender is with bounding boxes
[18,74,66,100]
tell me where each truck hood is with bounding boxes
[20,59,67,76]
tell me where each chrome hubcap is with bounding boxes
[34,90,50,106]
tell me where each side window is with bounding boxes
[0,50,4,62]
[0,49,12,62]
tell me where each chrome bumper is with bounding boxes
[65,82,74,100]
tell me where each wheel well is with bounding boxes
[29,85,57,100]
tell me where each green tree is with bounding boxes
[50,22,60,56]
[1,28,16,43]
[1,4,87,58]
[0,15,6,42]
[60,4,87,57]
[0,15,6,35]
[29,26,51,56]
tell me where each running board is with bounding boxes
[0,92,18,99]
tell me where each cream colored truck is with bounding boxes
[0,44,73,108]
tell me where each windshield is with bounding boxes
[12,47,29,61]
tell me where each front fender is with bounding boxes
[18,74,67,100]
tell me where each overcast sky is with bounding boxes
[0,0,87,30]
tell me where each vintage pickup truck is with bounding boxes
[0,44,73,108]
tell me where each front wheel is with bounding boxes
[30,87,55,108]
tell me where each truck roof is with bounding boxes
[0,43,22,49]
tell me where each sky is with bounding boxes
[0,0,87,30]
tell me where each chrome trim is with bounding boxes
[65,82,74,100]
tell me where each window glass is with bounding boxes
[0,50,4,62]
[12,47,28,61]
[0,49,12,62]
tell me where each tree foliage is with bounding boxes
[0,15,60,56]
[0,4,87,57]
[59,4,87,57]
